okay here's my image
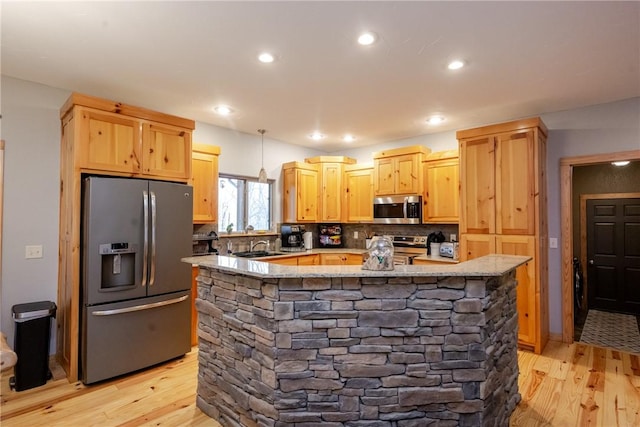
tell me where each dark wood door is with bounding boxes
[586,198,640,314]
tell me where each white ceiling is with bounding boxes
[2,1,639,151]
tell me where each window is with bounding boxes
[218,175,273,233]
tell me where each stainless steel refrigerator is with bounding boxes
[81,176,192,384]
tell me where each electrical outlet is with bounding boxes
[25,245,43,259]
[354,231,359,239]
[450,234,457,242]
[549,238,558,249]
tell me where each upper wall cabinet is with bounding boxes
[343,164,374,223]
[61,92,194,182]
[422,150,459,224]
[191,143,221,224]
[305,156,356,222]
[373,146,430,196]
[282,161,319,223]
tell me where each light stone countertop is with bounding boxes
[183,253,531,279]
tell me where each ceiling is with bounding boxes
[2,1,639,152]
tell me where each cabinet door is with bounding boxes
[374,157,396,195]
[496,235,537,348]
[395,154,420,194]
[320,163,342,221]
[320,253,345,265]
[77,108,141,173]
[344,167,373,222]
[424,159,459,223]
[459,137,495,234]
[141,122,191,180]
[191,146,219,223]
[297,254,319,265]
[460,234,495,261]
[268,256,299,266]
[496,130,536,235]
[344,254,364,265]
[297,168,319,222]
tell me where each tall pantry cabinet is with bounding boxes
[57,93,194,381]
[457,117,549,354]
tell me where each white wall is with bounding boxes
[1,77,69,353]
[1,75,638,352]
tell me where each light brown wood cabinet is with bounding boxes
[305,156,356,222]
[319,253,362,265]
[267,254,319,266]
[422,150,459,223]
[458,117,548,354]
[373,146,430,196]
[343,164,374,222]
[70,96,192,181]
[282,161,319,223]
[191,143,220,224]
[57,93,195,381]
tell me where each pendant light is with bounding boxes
[257,129,268,183]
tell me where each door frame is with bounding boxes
[579,193,640,310]
[560,149,640,343]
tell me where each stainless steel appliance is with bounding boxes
[280,224,305,252]
[362,235,428,265]
[373,195,422,224]
[81,176,192,384]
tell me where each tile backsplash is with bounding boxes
[193,223,459,254]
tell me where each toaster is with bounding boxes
[439,242,459,259]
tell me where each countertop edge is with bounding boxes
[183,254,531,278]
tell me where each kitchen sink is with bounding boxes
[232,251,281,258]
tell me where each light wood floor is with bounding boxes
[1,342,638,426]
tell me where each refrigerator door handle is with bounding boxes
[142,190,149,287]
[149,191,157,286]
[91,294,189,316]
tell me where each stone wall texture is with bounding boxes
[195,268,519,427]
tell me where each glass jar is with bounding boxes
[362,236,394,271]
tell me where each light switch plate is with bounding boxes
[549,238,558,249]
[25,245,43,259]
[354,231,359,239]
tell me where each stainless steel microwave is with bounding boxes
[373,195,422,224]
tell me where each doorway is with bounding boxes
[560,150,640,344]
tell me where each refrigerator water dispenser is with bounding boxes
[99,243,136,289]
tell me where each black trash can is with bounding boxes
[10,301,57,391]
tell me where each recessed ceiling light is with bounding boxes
[342,134,356,142]
[612,161,630,167]
[426,116,445,125]
[258,52,275,63]
[309,132,325,141]
[447,60,465,70]
[214,105,233,116]
[357,32,377,46]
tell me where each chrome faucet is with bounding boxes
[250,240,269,252]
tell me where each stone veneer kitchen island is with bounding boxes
[183,254,530,427]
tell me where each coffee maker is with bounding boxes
[281,224,305,252]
